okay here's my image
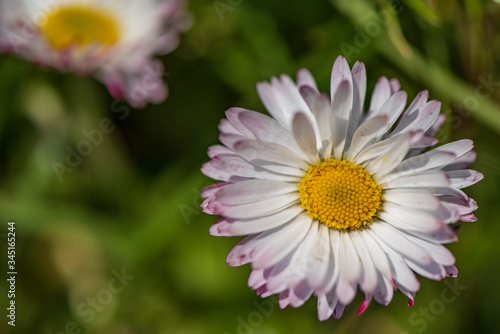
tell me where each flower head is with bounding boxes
[0,0,191,107]
[201,56,482,320]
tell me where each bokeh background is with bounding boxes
[1,0,499,333]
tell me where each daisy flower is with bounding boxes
[0,0,191,108]
[201,55,482,320]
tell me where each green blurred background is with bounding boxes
[1,0,499,333]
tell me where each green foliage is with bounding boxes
[0,0,499,333]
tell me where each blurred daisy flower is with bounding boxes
[0,0,191,108]
[201,56,482,320]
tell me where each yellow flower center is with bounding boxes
[40,5,121,49]
[298,159,383,230]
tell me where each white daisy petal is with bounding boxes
[201,183,226,199]
[391,100,441,136]
[289,280,314,308]
[259,75,313,131]
[369,132,412,179]
[219,119,241,135]
[331,80,353,159]
[440,195,477,217]
[277,75,313,117]
[226,216,309,269]
[238,110,304,155]
[408,226,458,244]
[234,139,309,171]
[252,213,312,269]
[345,61,367,151]
[209,205,304,236]
[266,221,318,292]
[299,85,320,111]
[406,260,446,281]
[427,113,446,136]
[376,241,421,292]
[389,78,401,93]
[383,139,474,183]
[330,56,352,104]
[292,112,321,164]
[382,151,457,184]
[373,273,394,306]
[445,265,459,277]
[225,233,261,267]
[408,237,455,266]
[350,61,367,123]
[397,284,417,303]
[336,232,361,305]
[209,154,301,182]
[351,231,378,294]
[219,132,247,150]
[383,189,440,210]
[378,206,444,233]
[317,291,337,321]
[297,68,319,92]
[201,161,246,182]
[264,252,296,293]
[374,91,408,131]
[306,92,334,157]
[207,145,234,158]
[333,303,346,319]
[215,156,302,179]
[307,224,332,289]
[257,81,291,129]
[411,135,439,149]
[355,132,411,165]
[215,180,298,205]
[358,230,393,279]
[383,171,450,189]
[443,151,477,171]
[369,223,432,266]
[202,56,481,321]
[446,170,484,189]
[225,108,258,138]
[347,115,389,160]
[248,269,266,289]
[312,231,337,295]
[406,90,429,115]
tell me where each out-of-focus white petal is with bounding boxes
[297,68,319,92]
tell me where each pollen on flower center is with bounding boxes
[41,5,121,49]
[298,159,383,230]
